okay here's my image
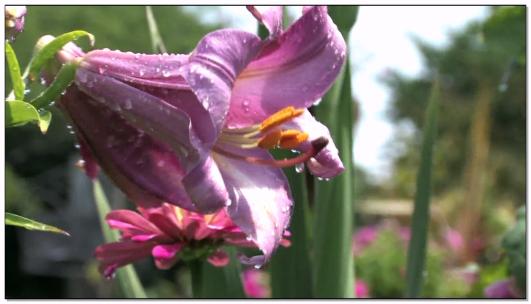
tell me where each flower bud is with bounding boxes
[5,6,26,41]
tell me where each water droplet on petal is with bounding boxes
[254,264,262,270]
[124,98,132,110]
[162,70,171,78]
[295,163,305,173]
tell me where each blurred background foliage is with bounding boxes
[5,5,525,298]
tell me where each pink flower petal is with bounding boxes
[247,6,283,38]
[207,249,230,267]
[214,148,293,266]
[226,6,346,128]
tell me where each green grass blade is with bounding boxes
[92,179,147,298]
[405,78,440,298]
[270,162,314,298]
[5,41,25,100]
[200,247,246,298]
[30,62,77,109]
[27,30,94,80]
[145,6,167,53]
[5,212,70,236]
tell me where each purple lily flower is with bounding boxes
[54,6,346,266]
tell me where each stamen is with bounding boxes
[257,130,283,149]
[260,106,305,132]
[213,137,329,168]
[279,131,309,149]
[258,129,309,150]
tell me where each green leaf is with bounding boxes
[5,100,53,134]
[405,77,440,298]
[199,247,246,298]
[5,212,69,236]
[145,6,167,53]
[5,41,25,100]
[328,6,359,37]
[27,30,94,80]
[38,110,52,133]
[92,179,147,298]
[30,62,77,109]
[270,158,314,298]
[5,100,40,128]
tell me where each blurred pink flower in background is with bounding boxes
[242,269,270,298]
[355,279,370,298]
[484,279,520,298]
[352,226,378,255]
[443,228,464,253]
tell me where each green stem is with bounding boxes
[189,259,203,298]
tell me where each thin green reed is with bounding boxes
[313,6,358,298]
[269,7,314,298]
[92,179,147,298]
[405,78,440,298]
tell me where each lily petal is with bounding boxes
[284,110,344,178]
[75,69,205,173]
[185,29,263,135]
[182,156,230,214]
[247,6,283,38]
[81,50,190,89]
[59,86,197,211]
[213,148,293,266]
[227,6,346,128]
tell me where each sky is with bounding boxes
[194,6,490,182]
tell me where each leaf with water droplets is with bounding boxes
[5,41,25,101]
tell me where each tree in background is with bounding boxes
[383,6,525,262]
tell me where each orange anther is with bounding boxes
[258,130,283,149]
[260,106,305,132]
[279,131,309,149]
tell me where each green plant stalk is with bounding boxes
[405,78,440,298]
[189,259,203,298]
[92,179,147,298]
[145,6,168,53]
[270,161,314,298]
[313,62,355,298]
[200,247,246,298]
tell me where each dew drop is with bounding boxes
[254,264,262,270]
[295,163,305,173]
[156,160,165,167]
[225,199,232,207]
[162,70,171,78]
[74,144,80,149]
[123,98,132,110]
[139,69,145,76]
[134,54,141,59]
[281,206,290,213]
[246,235,253,241]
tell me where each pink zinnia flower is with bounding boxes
[352,226,378,255]
[48,6,345,267]
[355,279,369,298]
[95,203,268,278]
[242,269,270,298]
